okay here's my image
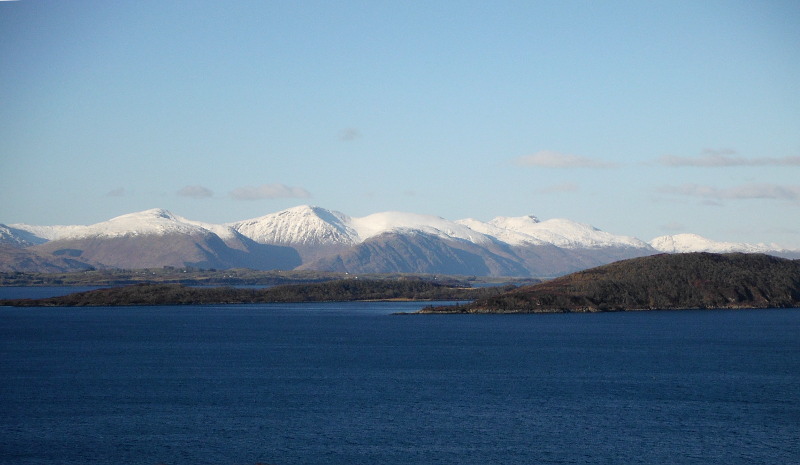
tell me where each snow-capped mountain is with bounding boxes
[230,206,359,247]
[3,205,796,275]
[229,205,491,246]
[350,211,492,245]
[10,208,300,271]
[649,233,782,254]
[1,224,49,248]
[32,209,213,239]
[457,215,648,249]
[6,223,86,242]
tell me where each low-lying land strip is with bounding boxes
[0,267,537,288]
[5,253,798,312]
[0,278,516,307]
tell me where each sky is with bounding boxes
[1,0,799,248]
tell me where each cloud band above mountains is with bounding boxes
[658,183,800,203]
[177,185,214,199]
[229,184,312,201]
[513,150,616,168]
[658,151,800,167]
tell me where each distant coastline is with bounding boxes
[3,253,798,312]
[0,278,516,307]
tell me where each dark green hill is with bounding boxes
[420,253,800,313]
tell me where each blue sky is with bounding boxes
[2,0,799,247]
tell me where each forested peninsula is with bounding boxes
[0,278,514,307]
[419,253,800,313]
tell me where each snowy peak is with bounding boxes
[649,233,777,254]
[106,208,183,225]
[350,211,492,244]
[488,215,541,228]
[456,218,548,246]
[230,205,493,246]
[11,208,217,241]
[77,208,214,238]
[230,205,358,246]
[122,208,178,221]
[7,205,796,276]
[519,218,649,249]
[460,215,649,249]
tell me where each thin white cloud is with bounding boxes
[177,185,213,199]
[657,183,800,202]
[703,148,737,156]
[339,128,361,141]
[660,222,685,231]
[658,150,800,167]
[514,150,616,168]
[229,183,311,201]
[764,226,800,235]
[534,182,579,194]
[105,187,126,197]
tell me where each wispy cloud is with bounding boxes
[534,182,579,194]
[229,183,311,201]
[660,222,685,232]
[105,187,126,197]
[658,149,800,167]
[177,185,213,199]
[657,183,800,202]
[514,150,616,168]
[764,226,800,235]
[339,128,361,141]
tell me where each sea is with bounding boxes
[1,287,799,465]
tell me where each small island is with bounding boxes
[419,253,800,313]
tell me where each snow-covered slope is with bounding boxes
[15,208,302,271]
[181,219,241,242]
[16,208,214,240]
[350,211,492,244]
[5,205,797,275]
[230,205,359,246]
[456,217,549,246]
[8,223,86,241]
[650,234,779,254]
[231,205,492,246]
[0,224,49,247]
[458,215,650,249]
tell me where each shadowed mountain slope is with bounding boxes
[32,232,301,271]
[0,245,98,273]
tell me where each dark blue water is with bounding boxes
[0,286,105,299]
[1,301,799,465]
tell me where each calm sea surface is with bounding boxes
[1,288,799,464]
[0,286,106,299]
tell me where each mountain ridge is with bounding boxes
[3,205,798,276]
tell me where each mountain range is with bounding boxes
[2,205,798,276]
